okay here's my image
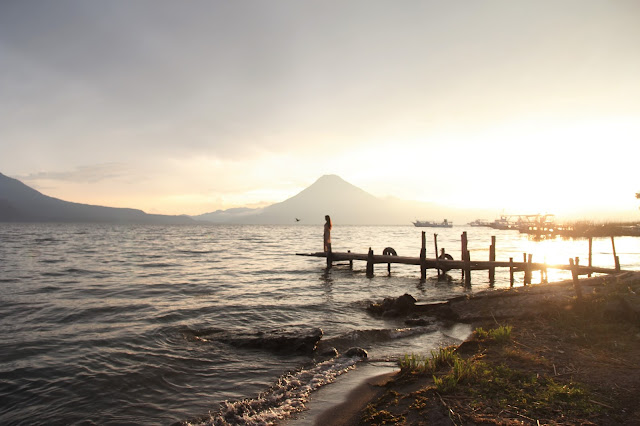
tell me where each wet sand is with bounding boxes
[285,362,398,425]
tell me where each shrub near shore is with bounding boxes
[361,274,640,425]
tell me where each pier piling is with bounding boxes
[509,257,515,287]
[611,236,621,271]
[461,232,468,281]
[588,237,593,278]
[570,257,583,300]
[434,233,440,279]
[420,232,427,281]
[366,248,374,278]
[489,236,496,285]
[464,250,471,287]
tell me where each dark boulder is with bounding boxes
[367,293,417,317]
[345,347,368,358]
[191,327,324,355]
[318,347,339,358]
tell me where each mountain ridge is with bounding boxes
[0,172,194,224]
[193,174,484,225]
[1,172,492,225]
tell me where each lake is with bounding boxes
[1,223,637,425]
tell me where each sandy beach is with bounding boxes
[309,271,640,425]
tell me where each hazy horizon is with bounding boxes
[2,1,639,220]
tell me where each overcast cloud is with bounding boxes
[2,1,639,217]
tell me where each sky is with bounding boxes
[1,0,640,220]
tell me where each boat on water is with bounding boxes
[489,215,516,230]
[468,219,491,227]
[487,214,556,231]
[412,219,453,228]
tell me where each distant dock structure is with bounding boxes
[469,214,640,238]
[297,231,625,293]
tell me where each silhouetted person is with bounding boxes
[324,215,332,252]
[438,248,453,274]
[439,248,453,261]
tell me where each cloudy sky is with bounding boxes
[2,1,639,218]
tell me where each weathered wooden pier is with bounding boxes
[297,231,624,290]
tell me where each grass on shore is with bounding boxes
[367,325,600,424]
[362,279,640,425]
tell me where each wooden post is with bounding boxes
[509,257,514,287]
[588,237,593,278]
[326,245,333,269]
[464,250,471,287]
[420,232,427,281]
[527,254,533,285]
[366,247,374,278]
[434,233,440,279]
[569,257,583,300]
[488,236,496,285]
[611,236,620,271]
[522,253,528,285]
[544,264,549,283]
[348,250,353,270]
[461,232,468,280]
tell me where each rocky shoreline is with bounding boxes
[319,271,640,425]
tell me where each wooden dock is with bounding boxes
[297,231,624,289]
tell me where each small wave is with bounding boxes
[182,327,226,340]
[42,268,97,276]
[35,237,56,243]
[140,262,176,268]
[186,356,361,426]
[188,326,323,355]
[40,259,65,264]
[59,303,152,324]
[318,325,438,353]
[177,249,215,255]
[38,285,61,293]
[41,271,65,277]
[64,268,93,275]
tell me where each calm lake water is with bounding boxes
[1,223,638,425]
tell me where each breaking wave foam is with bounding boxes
[187,356,362,426]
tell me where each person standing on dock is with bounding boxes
[438,248,447,259]
[324,215,332,252]
[438,247,454,273]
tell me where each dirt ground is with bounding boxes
[355,272,640,425]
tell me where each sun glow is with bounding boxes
[338,116,640,220]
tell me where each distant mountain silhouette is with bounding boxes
[0,172,194,224]
[194,174,488,225]
[194,206,264,223]
[0,172,495,225]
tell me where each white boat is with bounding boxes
[412,219,453,228]
[468,219,491,227]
